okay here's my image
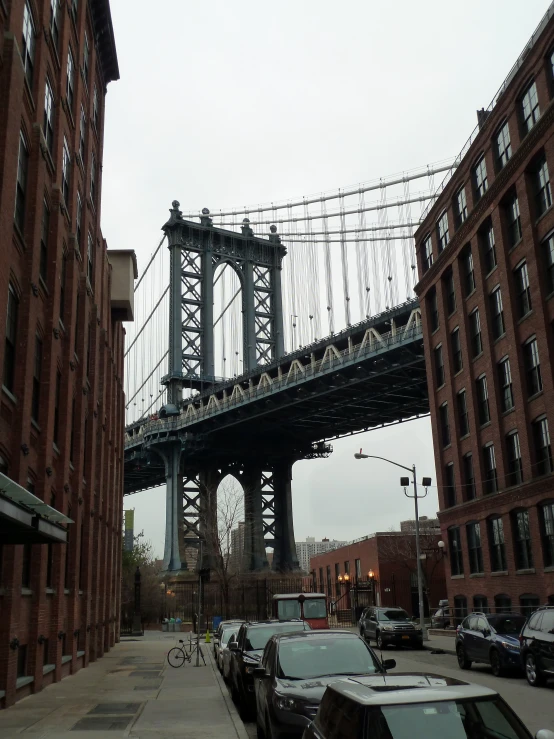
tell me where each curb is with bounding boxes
[422,642,457,656]
[209,648,250,739]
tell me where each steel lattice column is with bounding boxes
[156,441,185,572]
[241,467,269,571]
[272,459,300,572]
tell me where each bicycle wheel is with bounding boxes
[167,647,187,668]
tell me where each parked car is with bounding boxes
[519,605,554,687]
[214,620,244,672]
[254,629,395,739]
[455,612,526,676]
[222,626,241,683]
[431,599,451,629]
[229,619,311,719]
[301,673,550,739]
[359,606,423,649]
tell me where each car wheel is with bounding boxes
[489,649,504,678]
[456,644,472,670]
[525,653,545,687]
[256,717,265,739]
[231,680,239,704]
[376,632,386,650]
[360,626,365,638]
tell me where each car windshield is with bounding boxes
[487,616,526,634]
[244,623,309,651]
[303,599,327,619]
[277,636,382,679]
[221,626,239,646]
[368,697,529,739]
[277,600,302,620]
[379,610,410,622]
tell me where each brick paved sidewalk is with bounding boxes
[0,631,248,739]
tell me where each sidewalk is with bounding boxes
[0,631,248,739]
[423,631,457,655]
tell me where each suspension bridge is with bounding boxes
[123,160,456,573]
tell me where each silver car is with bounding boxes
[213,620,244,671]
[221,625,243,682]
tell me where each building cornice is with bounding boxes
[90,0,119,86]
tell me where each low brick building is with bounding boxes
[415,5,554,619]
[0,0,135,708]
[309,529,447,618]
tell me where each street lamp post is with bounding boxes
[354,450,431,642]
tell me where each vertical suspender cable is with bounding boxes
[339,190,351,326]
[322,197,334,335]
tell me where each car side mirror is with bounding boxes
[482,629,491,637]
[382,659,396,670]
[253,666,269,678]
[229,641,239,651]
[536,731,554,739]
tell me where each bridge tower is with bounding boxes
[157,201,298,573]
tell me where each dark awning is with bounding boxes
[0,472,72,544]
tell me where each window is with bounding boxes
[79,106,86,162]
[22,2,36,88]
[533,416,553,476]
[39,199,50,284]
[520,594,540,617]
[90,151,96,202]
[31,335,43,422]
[498,357,514,412]
[64,506,71,588]
[473,156,488,200]
[46,543,53,588]
[15,132,29,231]
[506,431,523,486]
[512,509,533,569]
[42,79,54,154]
[92,87,99,130]
[17,645,28,679]
[451,327,463,373]
[495,121,512,170]
[62,137,71,204]
[543,233,554,294]
[76,192,83,248]
[461,245,476,296]
[422,234,433,272]
[66,47,75,111]
[521,80,540,134]
[70,0,78,22]
[434,344,444,387]
[476,375,490,425]
[466,522,483,574]
[355,558,361,580]
[87,232,94,285]
[457,390,469,437]
[533,155,552,217]
[539,501,554,567]
[505,192,523,247]
[495,594,511,614]
[326,565,331,595]
[463,453,476,501]
[50,0,60,50]
[481,222,496,274]
[483,444,498,494]
[473,595,488,613]
[439,402,450,447]
[514,261,532,318]
[443,268,456,315]
[83,32,90,84]
[427,288,439,332]
[453,595,468,624]
[469,309,482,358]
[70,397,76,465]
[454,186,468,229]
[21,542,32,588]
[489,517,507,572]
[319,567,323,592]
[436,211,449,253]
[448,527,464,576]
[344,560,350,575]
[489,287,505,339]
[444,463,456,508]
[42,637,50,667]
[3,285,19,392]
[53,371,61,446]
[523,337,542,396]
[60,252,67,322]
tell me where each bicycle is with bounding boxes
[167,635,206,667]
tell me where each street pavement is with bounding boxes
[0,631,248,738]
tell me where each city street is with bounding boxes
[239,645,554,737]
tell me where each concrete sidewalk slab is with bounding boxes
[0,631,248,739]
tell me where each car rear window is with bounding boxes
[487,616,525,634]
[244,622,310,650]
[277,636,381,680]
[379,610,410,622]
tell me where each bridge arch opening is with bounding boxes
[213,261,244,380]
[215,473,245,576]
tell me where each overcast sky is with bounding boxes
[102,0,551,556]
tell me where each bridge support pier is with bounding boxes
[159,442,185,572]
[272,459,299,572]
[242,468,269,571]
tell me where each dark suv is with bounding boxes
[359,606,423,649]
[519,605,554,687]
[455,612,526,676]
[229,619,311,718]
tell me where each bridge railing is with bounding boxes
[124,322,423,449]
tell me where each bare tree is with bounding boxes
[121,532,164,625]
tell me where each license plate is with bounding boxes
[402,636,410,640]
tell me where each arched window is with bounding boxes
[453,595,467,625]
[539,499,554,567]
[473,595,488,613]
[494,593,511,614]
[520,593,540,618]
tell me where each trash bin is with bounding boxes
[213,616,222,631]
[162,623,168,632]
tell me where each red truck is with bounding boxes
[272,593,329,629]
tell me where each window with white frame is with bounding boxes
[66,47,75,111]
[62,137,71,204]
[495,121,512,170]
[436,211,449,253]
[473,156,488,200]
[15,132,29,231]
[521,80,540,134]
[22,2,36,88]
[43,79,54,153]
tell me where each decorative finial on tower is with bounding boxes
[241,217,254,237]
[167,200,182,224]
[200,207,213,227]
[268,224,281,244]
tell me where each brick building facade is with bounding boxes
[309,530,447,618]
[0,0,135,708]
[415,5,554,621]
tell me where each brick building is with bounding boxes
[309,529,447,618]
[0,0,135,708]
[415,4,554,621]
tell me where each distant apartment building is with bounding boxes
[296,537,348,573]
[400,516,440,532]
[230,522,246,573]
